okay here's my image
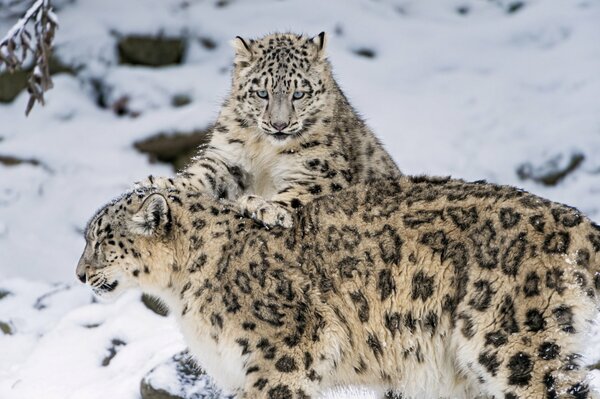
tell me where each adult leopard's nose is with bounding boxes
[76,253,89,284]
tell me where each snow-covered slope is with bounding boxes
[1,0,599,397]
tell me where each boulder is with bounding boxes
[0,320,13,335]
[140,350,230,399]
[118,36,186,67]
[134,130,211,172]
[0,55,77,103]
[0,289,11,300]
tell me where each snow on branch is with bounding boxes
[0,0,58,115]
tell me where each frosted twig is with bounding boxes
[0,0,59,115]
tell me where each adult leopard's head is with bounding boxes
[228,32,334,144]
[76,191,175,300]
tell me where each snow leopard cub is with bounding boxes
[144,32,400,227]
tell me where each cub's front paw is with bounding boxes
[238,195,293,228]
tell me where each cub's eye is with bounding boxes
[256,90,268,99]
[292,91,305,100]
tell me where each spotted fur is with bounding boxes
[142,32,400,228]
[77,176,600,398]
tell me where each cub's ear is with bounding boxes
[130,193,171,236]
[310,31,327,61]
[231,36,254,66]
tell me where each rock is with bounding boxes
[385,392,403,399]
[517,152,585,186]
[102,338,127,366]
[0,289,11,300]
[198,37,217,51]
[215,0,233,8]
[134,130,212,172]
[0,55,78,103]
[0,320,13,335]
[0,69,29,103]
[118,36,186,67]
[0,155,42,168]
[353,48,376,59]
[172,94,192,107]
[456,5,470,15]
[506,1,525,14]
[142,293,169,317]
[140,350,230,399]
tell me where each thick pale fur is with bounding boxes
[77,176,600,399]
[144,32,400,228]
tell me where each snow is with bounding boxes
[0,0,599,397]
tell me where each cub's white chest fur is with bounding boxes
[215,132,298,198]
[179,317,247,393]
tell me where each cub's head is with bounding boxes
[229,32,333,144]
[76,191,174,300]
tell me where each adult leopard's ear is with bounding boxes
[130,193,171,236]
[231,36,254,67]
[310,31,327,61]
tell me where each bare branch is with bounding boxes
[0,0,59,115]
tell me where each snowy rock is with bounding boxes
[0,55,77,103]
[102,338,127,367]
[0,320,12,335]
[172,94,192,108]
[0,288,10,300]
[0,69,28,103]
[134,130,211,172]
[517,151,585,186]
[118,36,186,67]
[353,48,376,59]
[0,155,43,168]
[140,350,229,399]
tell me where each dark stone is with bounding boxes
[353,48,376,59]
[172,94,192,107]
[0,55,76,103]
[0,69,28,103]
[0,320,13,335]
[118,36,186,67]
[140,350,229,399]
[507,1,525,14]
[0,289,11,300]
[134,130,211,172]
[102,338,127,366]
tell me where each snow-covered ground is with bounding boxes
[1,0,599,398]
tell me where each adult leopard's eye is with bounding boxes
[256,90,268,99]
[292,91,304,100]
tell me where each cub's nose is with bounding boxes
[271,121,289,132]
[77,272,86,283]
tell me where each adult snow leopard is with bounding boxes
[78,176,600,398]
